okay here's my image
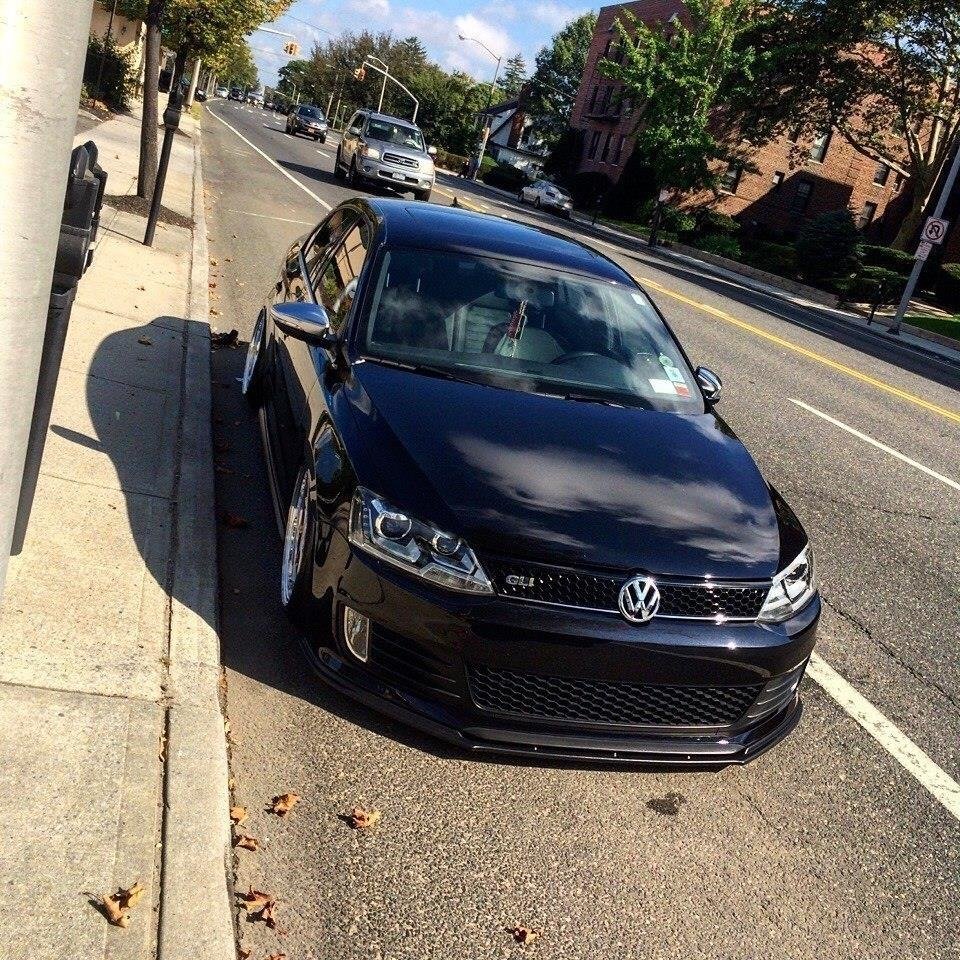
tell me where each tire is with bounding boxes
[416,189,431,202]
[313,134,319,141]
[517,190,525,203]
[280,465,316,626]
[318,134,326,144]
[334,149,345,179]
[535,197,541,209]
[241,309,267,408]
[347,158,359,189]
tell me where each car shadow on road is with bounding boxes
[275,158,345,191]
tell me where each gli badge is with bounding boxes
[618,576,660,623]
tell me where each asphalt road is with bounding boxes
[202,100,960,960]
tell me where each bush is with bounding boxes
[693,233,742,259]
[860,244,915,278]
[936,263,960,311]
[698,209,741,236]
[433,147,469,173]
[795,209,861,282]
[836,266,903,318]
[481,162,532,191]
[742,241,796,277]
[83,35,133,110]
[603,149,657,221]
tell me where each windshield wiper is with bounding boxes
[363,356,457,380]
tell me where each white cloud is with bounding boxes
[530,1,580,30]
[345,0,391,15]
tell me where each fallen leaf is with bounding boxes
[210,257,218,266]
[101,880,145,928]
[137,335,153,346]
[234,833,259,851]
[347,806,381,829]
[230,805,248,825]
[137,284,146,291]
[210,308,220,316]
[262,899,280,930]
[266,953,287,960]
[209,280,218,289]
[225,256,234,262]
[238,949,251,960]
[270,792,300,817]
[221,512,249,529]
[509,925,539,945]
[238,888,272,913]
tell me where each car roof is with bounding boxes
[363,199,631,284]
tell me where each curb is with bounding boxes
[156,125,236,960]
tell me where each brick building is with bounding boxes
[570,0,913,243]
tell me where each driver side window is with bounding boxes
[314,217,371,333]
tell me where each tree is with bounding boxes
[599,0,760,195]
[208,36,258,89]
[795,209,862,281]
[527,13,597,145]
[501,53,527,100]
[408,65,492,155]
[732,0,960,249]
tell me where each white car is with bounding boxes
[519,179,573,218]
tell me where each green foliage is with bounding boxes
[860,244,915,279]
[84,35,134,110]
[208,35,258,88]
[697,209,741,236]
[936,263,960,311]
[693,233,743,259]
[741,241,796,277]
[835,267,902,319]
[526,13,597,145]
[568,171,614,208]
[481,163,532,191]
[644,202,696,235]
[600,0,761,193]
[162,0,291,65]
[795,209,861,281]
[603,148,657,221]
[542,127,583,185]
[501,53,527,100]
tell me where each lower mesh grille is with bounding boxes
[469,665,761,727]
[483,559,767,620]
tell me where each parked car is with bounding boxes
[228,87,244,101]
[335,111,436,201]
[519,179,574,218]
[215,85,229,98]
[247,91,264,107]
[240,197,820,765]
[194,88,207,102]
[285,104,329,142]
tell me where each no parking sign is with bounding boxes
[921,217,949,244]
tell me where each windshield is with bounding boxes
[366,119,424,151]
[299,106,325,120]
[359,248,703,412]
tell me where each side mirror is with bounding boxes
[427,145,437,157]
[270,302,338,353]
[348,126,362,136]
[695,366,722,404]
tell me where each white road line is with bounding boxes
[788,398,960,493]
[807,654,960,820]
[226,208,315,225]
[316,149,332,158]
[206,108,331,211]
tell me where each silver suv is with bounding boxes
[335,111,436,201]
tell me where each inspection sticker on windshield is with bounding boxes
[664,366,686,383]
[649,378,677,395]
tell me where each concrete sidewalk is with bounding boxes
[0,104,232,960]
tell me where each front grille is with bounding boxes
[383,152,419,168]
[469,665,761,727]
[483,559,767,621]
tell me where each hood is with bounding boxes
[343,364,803,580]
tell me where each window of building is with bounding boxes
[873,162,891,186]
[587,129,601,159]
[790,179,814,213]
[720,161,743,194]
[772,171,785,189]
[894,171,906,192]
[588,86,599,111]
[600,132,612,163]
[808,129,831,163]
[613,135,625,165]
[857,201,878,229]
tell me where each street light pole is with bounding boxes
[458,34,503,180]
[0,0,95,598]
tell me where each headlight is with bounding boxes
[348,488,493,594]
[758,546,817,623]
[361,145,380,160]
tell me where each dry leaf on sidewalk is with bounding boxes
[230,805,248,825]
[266,953,288,960]
[346,806,381,829]
[509,925,540,945]
[210,257,218,266]
[239,889,282,930]
[234,833,259,851]
[270,792,301,817]
[238,949,251,960]
[101,880,145,928]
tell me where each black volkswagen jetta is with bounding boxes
[242,198,820,765]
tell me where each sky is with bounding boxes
[249,0,595,88]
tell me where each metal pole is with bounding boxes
[93,0,119,102]
[378,67,387,113]
[144,90,183,246]
[473,57,501,179]
[0,0,94,597]
[889,140,960,333]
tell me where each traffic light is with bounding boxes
[353,66,366,81]
[283,41,300,56]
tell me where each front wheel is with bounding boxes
[241,309,267,408]
[517,190,525,203]
[415,189,432,202]
[280,465,316,625]
[334,149,345,179]
[347,159,360,189]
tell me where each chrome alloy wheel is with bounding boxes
[281,470,310,607]
[242,310,264,396]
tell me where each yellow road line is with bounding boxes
[638,275,960,425]
[433,186,485,213]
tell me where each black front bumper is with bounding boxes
[310,537,819,766]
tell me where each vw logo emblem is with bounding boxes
[618,576,660,623]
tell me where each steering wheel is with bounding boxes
[550,350,607,365]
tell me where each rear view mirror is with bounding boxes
[695,366,722,404]
[270,302,338,353]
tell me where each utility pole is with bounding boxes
[0,0,94,599]
[889,139,960,334]
[458,35,503,179]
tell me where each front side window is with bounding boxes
[365,119,424,151]
[358,248,704,413]
[315,218,372,332]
